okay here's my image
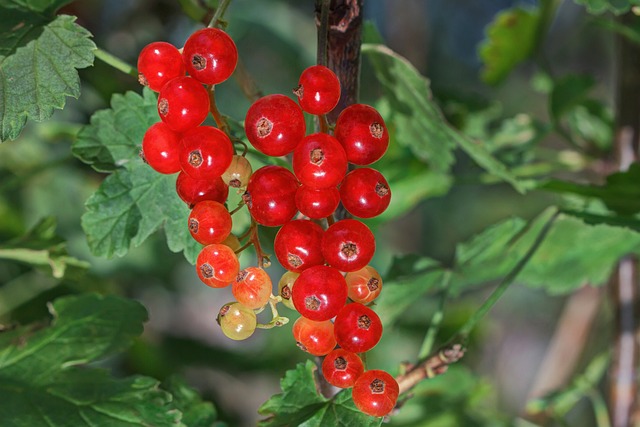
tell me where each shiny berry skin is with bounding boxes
[180,126,234,180]
[278,271,299,311]
[352,370,399,417]
[292,316,336,356]
[334,303,383,353]
[137,41,185,92]
[182,28,238,85]
[295,185,340,219]
[188,201,232,245]
[221,155,253,189]
[141,122,182,174]
[346,266,382,304]
[232,267,272,310]
[243,166,299,226]
[217,302,257,341]
[157,76,209,132]
[293,133,348,189]
[322,349,365,389]
[294,65,340,115]
[322,219,375,272]
[335,104,389,165]
[245,94,306,157]
[176,172,228,208]
[292,265,347,321]
[196,244,240,288]
[339,168,391,218]
[274,220,325,272]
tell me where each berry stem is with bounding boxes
[325,214,335,226]
[207,85,232,139]
[94,48,137,78]
[316,0,331,67]
[229,201,246,215]
[319,114,330,134]
[256,294,289,329]
[417,272,451,360]
[207,0,232,29]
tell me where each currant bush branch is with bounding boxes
[94,48,138,78]
[207,0,232,29]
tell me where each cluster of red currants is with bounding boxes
[137,26,397,418]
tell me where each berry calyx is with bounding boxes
[182,28,238,85]
[321,219,376,272]
[176,172,229,207]
[243,166,299,226]
[196,244,240,288]
[157,76,210,132]
[339,168,391,218]
[244,94,306,157]
[335,104,389,165]
[345,266,383,304]
[232,267,273,310]
[294,65,340,115]
[293,133,348,189]
[217,302,257,341]
[295,185,340,219]
[352,370,399,417]
[274,220,325,272]
[188,200,232,245]
[333,303,383,353]
[179,126,234,180]
[321,349,365,389]
[291,316,336,356]
[137,41,185,92]
[278,271,299,311]
[141,122,182,174]
[291,265,347,321]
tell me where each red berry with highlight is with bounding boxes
[322,349,365,389]
[157,76,209,132]
[352,370,399,417]
[188,201,232,245]
[294,65,340,115]
[334,303,383,353]
[292,316,336,356]
[245,94,306,157]
[180,126,234,180]
[339,168,391,218]
[243,166,299,227]
[274,220,325,272]
[292,265,347,321]
[232,267,272,310]
[295,185,340,219]
[141,122,182,174]
[293,133,348,189]
[335,104,389,165]
[322,219,375,272]
[196,244,240,288]
[183,28,238,85]
[176,172,228,207]
[137,41,185,91]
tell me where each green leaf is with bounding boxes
[81,161,202,263]
[0,217,89,278]
[363,43,530,193]
[0,293,185,426]
[550,75,595,120]
[479,7,541,85]
[258,361,383,427]
[73,89,158,172]
[573,0,640,15]
[162,376,220,427]
[0,13,95,141]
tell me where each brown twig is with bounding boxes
[395,344,465,394]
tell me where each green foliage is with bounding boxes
[0,294,216,426]
[258,361,383,427]
[573,0,640,14]
[479,7,541,85]
[0,0,95,141]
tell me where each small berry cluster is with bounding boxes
[137,28,397,418]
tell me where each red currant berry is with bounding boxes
[180,126,234,180]
[293,133,348,189]
[232,267,272,310]
[322,219,375,272]
[339,168,391,218]
[322,349,365,388]
[295,185,340,219]
[294,65,340,115]
[137,41,185,92]
[291,265,347,321]
[188,201,232,245]
[292,316,336,356]
[176,172,228,208]
[217,302,257,341]
[335,104,389,165]
[334,303,383,353]
[346,266,382,304]
[183,28,238,85]
[352,370,399,417]
[278,271,299,311]
[244,94,306,157]
[196,244,240,288]
[157,76,210,132]
[141,122,182,174]
[274,220,325,272]
[221,155,253,189]
[243,166,299,226]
